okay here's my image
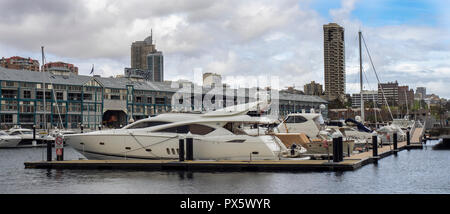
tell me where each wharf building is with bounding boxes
[0,67,328,130]
[323,23,345,101]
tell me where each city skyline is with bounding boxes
[0,0,448,98]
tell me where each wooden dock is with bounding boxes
[24,141,423,172]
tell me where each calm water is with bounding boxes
[0,140,448,194]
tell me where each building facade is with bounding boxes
[129,30,164,82]
[304,81,323,96]
[416,87,426,99]
[398,85,414,108]
[43,62,78,75]
[0,67,328,130]
[351,90,378,108]
[0,56,40,72]
[378,81,399,106]
[323,23,345,101]
[203,73,222,88]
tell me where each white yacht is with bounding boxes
[65,104,288,160]
[276,113,325,138]
[3,128,53,148]
[274,113,355,155]
[0,131,22,148]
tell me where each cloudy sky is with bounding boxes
[0,0,449,98]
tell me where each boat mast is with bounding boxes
[41,46,46,132]
[359,31,364,124]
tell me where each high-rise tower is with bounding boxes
[129,29,164,82]
[323,23,345,101]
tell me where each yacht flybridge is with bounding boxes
[64,102,289,160]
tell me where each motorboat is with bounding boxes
[376,124,407,144]
[64,102,290,160]
[4,128,53,148]
[325,119,378,150]
[0,131,22,148]
[276,113,324,138]
[274,113,354,156]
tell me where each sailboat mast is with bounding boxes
[41,46,46,131]
[359,31,364,123]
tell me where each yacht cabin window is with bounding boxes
[125,121,170,129]
[285,116,307,123]
[157,124,215,135]
[223,122,247,135]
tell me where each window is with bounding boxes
[0,114,13,123]
[155,98,165,104]
[285,116,308,123]
[223,122,247,135]
[23,90,31,99]
[36,91,52,100]
[56,92,64,100]
[111,95,121,100]
[126,121,170,129]
[156,124,215,135]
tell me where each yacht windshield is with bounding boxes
[125,121,170,129]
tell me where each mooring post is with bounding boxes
[186,132,193,161]
[178,135,185,162]
[372,132,378,157]
[32,125,37,146]
[406,131,410,146]
[332,132,343,163]
[46,140,52,161]
[393,132,398,154]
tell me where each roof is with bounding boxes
[278,92,328,103]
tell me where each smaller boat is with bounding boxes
[5,128,54,148]
[0,131,22,148]
[274,113,354,156]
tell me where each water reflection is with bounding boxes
[0,141,448,194]
[176,171,194,180]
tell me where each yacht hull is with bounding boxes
[65,132,280,161]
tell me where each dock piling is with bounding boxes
[32,125,37,147]
[178,136,185,162]
[406,131,410,146]
[332,133,343,163]
[372,133,378,157]
[46,141,52,161]
[186,134,193,161]
[393,132,398,154]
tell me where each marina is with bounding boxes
[0,139,447,194]
[23,139,423,172]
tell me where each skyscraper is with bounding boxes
[323,23,345,101]
[130,29,164,82]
